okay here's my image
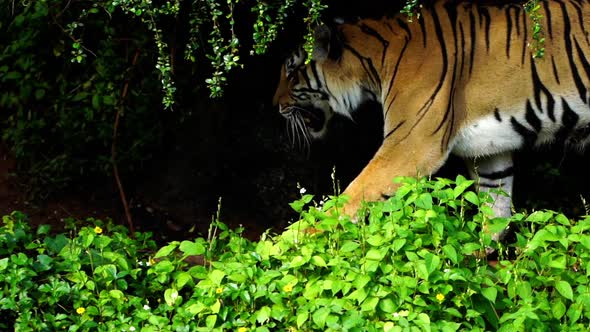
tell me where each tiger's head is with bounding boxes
[273,24,379,145]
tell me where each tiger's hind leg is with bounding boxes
[465,151,514,242]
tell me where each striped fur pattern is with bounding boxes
[273,0,590,232]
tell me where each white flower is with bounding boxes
[393,312,399,318]
[299,187,306,194]
[143,304,150,310]
[129,327,136,331]
[444,269,450,273]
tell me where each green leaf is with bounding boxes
[0,258,8,271]
[179,241,205,256]
[154,242,179,258]
[366,234,384,246]
[92,94,100,109]
[353,274,371,290]
[424,253,440,275]
[453,178,474,198]
[210,299,221,314]
[109,289,124,299]
[481,287,497,303]
[297,311,308,328]
[164,288,179,306]
[442,244,458,264]
[567,303,583,323]
[340,241,360,252]
[416,193,433,209]
[256,306,271,324]
[379,298,395,313]
[556,280,574,300]
[392,239,406,252]
[464,191,479,205]
[205,315,217,329]
[414,260,429,280]
[209,269,226,286]
[552,299,566,319]
[290,255,306,268]
[360,296,379,312]
[175,272,192,289]
[102,95,115,105]
[384,322,396,332]
[365,248,385,261]
[311,255,327,267]
[312,307,330,328]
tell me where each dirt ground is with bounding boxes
[0,143,121,232]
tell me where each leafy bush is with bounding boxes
[2,177,590,331]
[1,0,326,195]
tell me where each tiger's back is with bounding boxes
[273,0,590,223]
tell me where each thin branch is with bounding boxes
[112,48,141,236]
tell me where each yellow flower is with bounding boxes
[237,328,248,332]
[283,284,293,292]
[76,307,86,315]
[216,287,223,294]
[436,293,445,302]
[94,226,103,234]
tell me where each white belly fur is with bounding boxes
[452,98,590,158]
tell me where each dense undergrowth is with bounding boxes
[1,176,590,331]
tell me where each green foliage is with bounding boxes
[400,0,421,22]
[1,0,327,195]
[524,0,546,58]
[1,0,163,196]
[302,0,328,63]
[3,177,590,330]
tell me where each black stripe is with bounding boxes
[468,10,476,75]
[494,108,502,122]
[300,68,312,88]
[559,1,588,104]
[459,23,466,78]
[384,120,406,140]
[477,6,491,52]
[573,38,590,104]
[525,100,542,132]
[531,59,556,121]
[505,8,513,57]
[556,98,580,144]
[521,7,528,65]
[551,57,561,85]
[418,15,427,47]
[416,8,449,120]
[342,45,381,91]
[478,167,514,180]
[321,67,334,97]
[360,23,390,66]
[310,61,322,89]
[542,1,553,39]
[511,116,537,146]
[385,38,409,115]
[384,92,397,119]
[571,0,588,44]
[396,18,412,38]
[514,5,522,36]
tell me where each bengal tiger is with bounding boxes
[273,0,590,238]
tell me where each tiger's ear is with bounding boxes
[313,24,343,62]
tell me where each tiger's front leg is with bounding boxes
[340,136,450,218]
